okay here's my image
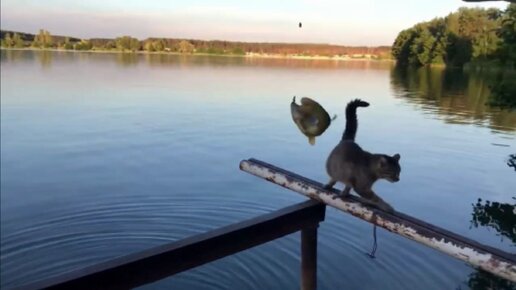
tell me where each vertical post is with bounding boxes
[301,226,318,290]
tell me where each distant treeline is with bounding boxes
[392,4,515,68]
[0,30,391,59]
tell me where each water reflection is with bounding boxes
[508,154,516,172]
[1,49,395,71]
[391,64,516,289]
[139,52,395,70]
[470,198,515,244]
[489,72,516,110]
[467,154,515,289]
[467,197,516,289]
[1,49,33,63]
[390,66,516,133]
[466,270,516,290]
[1,49,515,290]
[37,51,53,69]
[116,52,140,66]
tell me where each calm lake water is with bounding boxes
[1,50,515,290]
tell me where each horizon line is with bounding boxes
[0,27,394,48]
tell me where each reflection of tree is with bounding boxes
[37,50,53,68]
[467,198,516,289]
[488,72,516,110]
[467,269,516,290]
[508,154,516,172]
[390,66,516,132]
[471,198,516,243]
[1,49,29,62]
[115,53,139,66]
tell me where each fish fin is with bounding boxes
[308,137,316,145]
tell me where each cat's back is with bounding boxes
[327,140,365,165]
[326,140,365,180]
[334,140,363,155]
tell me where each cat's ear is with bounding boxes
[393,154,400,161]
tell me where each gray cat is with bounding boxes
[324,99,400,212]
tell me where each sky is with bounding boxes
[0,0,509,46]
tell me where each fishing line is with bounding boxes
[367,224,378,258]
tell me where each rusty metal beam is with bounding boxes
[18,199,326,290]
[239,158,516,283]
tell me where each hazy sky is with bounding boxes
[0,0,509,46]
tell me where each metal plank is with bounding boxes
[240,158,516,282]
[18,200,326,290]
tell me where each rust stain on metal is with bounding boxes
[489,258,500,268]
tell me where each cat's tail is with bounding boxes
[343,99,369,141]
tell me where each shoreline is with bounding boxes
[0,47,395,62]
[4,48,512,71]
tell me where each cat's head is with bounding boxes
[376,154,401,182]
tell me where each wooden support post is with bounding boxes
[301,226,318,290]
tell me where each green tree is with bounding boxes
[115,36,140,51]
[143,39,166,52]
[152,39,166,52]
[446,33,472,66]
[32,29,53,48]
[497,4,516,67]
[177,40,194,53]
[427,18,447,64]
[453,7,501,62]
[410,26,435,65]
[232,47,245,55]
[392,29,416,65]
[207,47,224,54]
[2,33,14,47]
[104,41,116,50]
[32,30,41,47]
[63,37,73,50]
[43,30,52,48]
[130,38,140,51]
[392,7,504,67]
[74,40,92,50]
[144,40,155,52]
[12,33,24,48]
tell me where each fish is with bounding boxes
[290,96,336,145]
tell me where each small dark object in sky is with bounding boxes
[299,22,302,28]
